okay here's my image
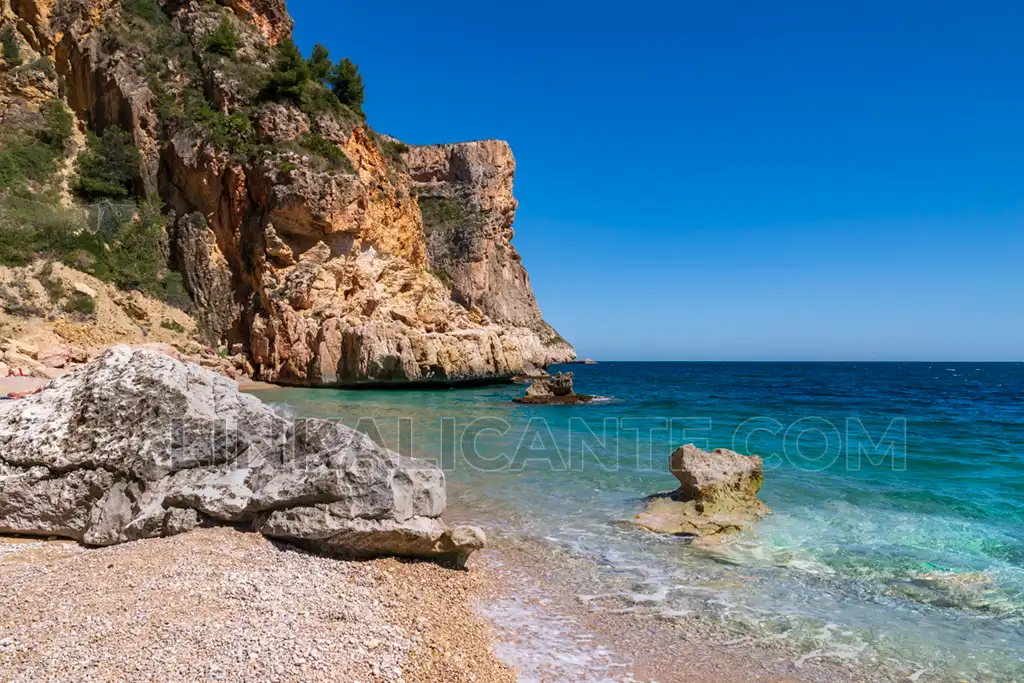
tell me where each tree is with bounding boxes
[72,127,141,202]
[203,16,237,57]
[307,43,332,82]
[327,57,364,117]
[1,26,22,67]
[39,100,74,149]
[260,38,311,104]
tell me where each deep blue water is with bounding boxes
[256,362,1024,680]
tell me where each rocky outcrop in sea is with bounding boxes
[0,346,485,565]
[634,444,769,539]
[513,371,594,404]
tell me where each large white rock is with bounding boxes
[0,346,483,565]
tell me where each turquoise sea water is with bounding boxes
[256,362,1024,681]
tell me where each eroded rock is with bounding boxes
[513,371,593,404]
[634,444,769,539]
[0,346,484,565]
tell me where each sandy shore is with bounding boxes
[0,528,514,683]
[0,377,50,396]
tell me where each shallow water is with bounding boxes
[255,362,1024,681]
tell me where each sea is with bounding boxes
[254,362,1024,682]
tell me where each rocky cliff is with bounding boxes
[0,0,574,386]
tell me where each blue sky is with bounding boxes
[292,0,1023,361]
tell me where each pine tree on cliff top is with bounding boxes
[308,43,332,82]
[328,58,365,118]
[261,38,311,104]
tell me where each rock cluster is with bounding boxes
[0,346,484,565]
[513,371,594,405]
[634,444,769,539]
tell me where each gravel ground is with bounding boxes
[0,528,514,683]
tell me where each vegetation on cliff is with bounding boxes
[0,0,575,380]
[72,127,141,202]
[1,25,21,66]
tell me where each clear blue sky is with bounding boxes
[291,0,1023,361]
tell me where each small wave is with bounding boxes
[267,402,297,419]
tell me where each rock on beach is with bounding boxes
[0,345,484,565]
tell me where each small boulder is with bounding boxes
[73,282,98,299]
[38,347,71,369]
[139,342,181,360]
[13,341,39,360]
[635,444,768,540]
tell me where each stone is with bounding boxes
[13,342,38,360]
[0,346,483,565]
[73,282,97,299]
[634,444,769,539]
[37,347,70,369]
[513,372,593,405]
[670,444,767,514]
[68,346,89,364]
[139,342,181,360]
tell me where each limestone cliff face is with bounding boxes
[406,141,574,363]
[1,0,574,386]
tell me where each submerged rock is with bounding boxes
[634,444,769,539]
[513,372,593,405]
[0,346,484,566]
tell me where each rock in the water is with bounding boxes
[0,346,484,565]
[634,444,768,539]
[513,371,593,404]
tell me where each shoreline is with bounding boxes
[472,542,880,683]
[0,528,514,682]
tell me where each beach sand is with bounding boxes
[0,377,50,396]
[0,528,514,683]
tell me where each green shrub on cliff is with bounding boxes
[25,56,56,78]
[0,197,190,310]
[379,138,409,168]
[299,133,355,173]
[73,127,141,202]
[183,89,255,159]
[2,26,22,67]
[122,0,170,27]
[203,16,237,57]
[0,100,74,192]
[418,197,485,234]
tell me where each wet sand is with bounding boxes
[466,539,894,683]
